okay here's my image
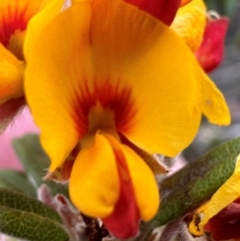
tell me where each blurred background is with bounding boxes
[184,0,240,161]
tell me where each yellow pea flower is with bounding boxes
[0,0,65,131]
[24,0,230,238]
[172,0,229,72]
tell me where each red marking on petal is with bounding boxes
[195,18,229,73]
[73,80,137,136]
[0,4,36,47]
[204,198,240,240]
[0,97,25,133]
[124,0,181,25]
[102,149,140,239]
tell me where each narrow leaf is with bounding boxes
[0,188,69,241]
[153,137,240,227]
[0,207,68,241]
[0,169,36,198]
[0,188,63,224]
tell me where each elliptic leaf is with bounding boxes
[153,137,240,226]
[0,188,69,241]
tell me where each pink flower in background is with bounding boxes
[0,108,39,170]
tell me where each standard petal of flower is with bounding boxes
[89,0,229,156]
[189,154,240,235]
[25,2,92,171]
[0,43,24,103]
[25,0,230,172]
[69,133,120,218]
[171,0,206,51]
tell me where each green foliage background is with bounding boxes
[205,0,238,16]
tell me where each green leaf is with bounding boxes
[152,137,240,227]
[0,170,36,198]
[12,134,68,197]
[205,0,238,17]
[0,188,69,241]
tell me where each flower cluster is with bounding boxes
[0,0,231,239]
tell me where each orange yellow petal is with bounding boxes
[171,0,206,51]
[25,2,92,171]
[125,143,159,221]
[88,0,230,156]
[24,0,66,59]
[199,70,230,125]
[69,133,120,217]
[104,134,159,221]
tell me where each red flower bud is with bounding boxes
[195,17,229,73]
